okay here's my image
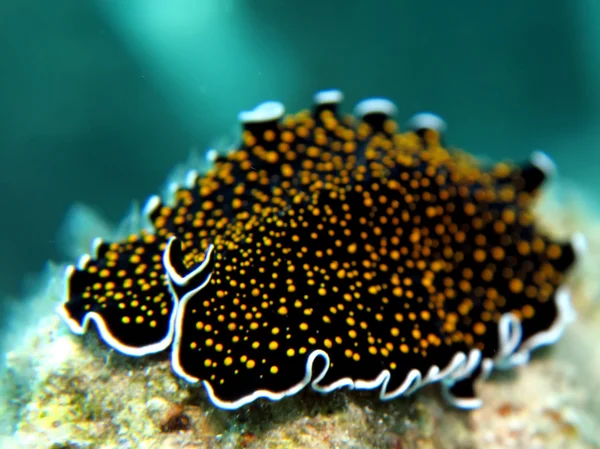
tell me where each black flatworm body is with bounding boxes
[58,90,584,410]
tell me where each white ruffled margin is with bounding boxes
[165,234,582,410]
[56,258,179,357]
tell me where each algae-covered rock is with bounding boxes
[1,178,600,449]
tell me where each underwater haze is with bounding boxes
[2,1,600,448]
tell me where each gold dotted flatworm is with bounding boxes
[58,89,584,410]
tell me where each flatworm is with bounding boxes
[58,89,584,410]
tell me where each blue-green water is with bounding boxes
[1,0,599,311]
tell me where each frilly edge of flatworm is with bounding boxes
[170,251,580,410]
[57,89,585,410]
[57,261,179,357]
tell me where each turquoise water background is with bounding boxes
[1,0,599,313]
